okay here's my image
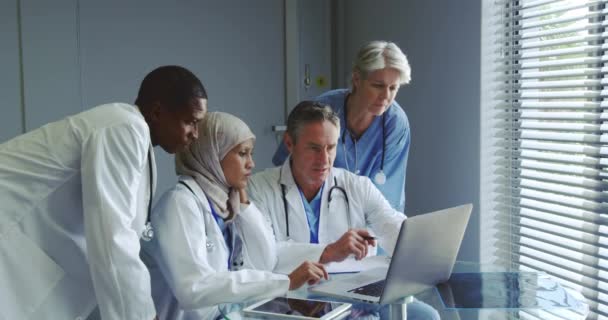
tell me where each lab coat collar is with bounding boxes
[177,176,211,212]
[133,103,145,119]
[279,157,297,189]
[279,158,302,220]
[132,103,157,195]
[132,103,155,152]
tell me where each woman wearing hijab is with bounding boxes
[144,112,327,319]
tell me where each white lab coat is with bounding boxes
[247,160,406,272]
[0,103,156,320]
[143,176,290,320]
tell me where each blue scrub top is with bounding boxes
[273,89,410,212]
[207,198,233,269]
[298,184,324,244]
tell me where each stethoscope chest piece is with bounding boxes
[206,240,214,251]
[141,222,154,242]
[374,170,387,185]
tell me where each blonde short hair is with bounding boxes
[352,41,411,85]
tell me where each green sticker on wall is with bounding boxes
[316,76,327,88]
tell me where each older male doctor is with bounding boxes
[247,101,439,320]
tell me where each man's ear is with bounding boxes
[148,102,163,123]
[284,132,294,154]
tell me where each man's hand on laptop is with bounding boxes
[288,261,329,290]
[319,229,377,263]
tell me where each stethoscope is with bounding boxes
[178,180,219,255]
[141,150,155,241]
[280,172,352,238]
[177,180,245,268]
[342,94,387,185]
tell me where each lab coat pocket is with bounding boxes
[0,227,65,320]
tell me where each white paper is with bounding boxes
[324,255,390,274]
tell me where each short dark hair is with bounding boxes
[286,101,340,143]
[135,65,207,111]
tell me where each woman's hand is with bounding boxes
[287,261,328,290]
[237,187,249,204]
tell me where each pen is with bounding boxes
[362,236,376,241]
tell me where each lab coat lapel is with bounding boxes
[318,169,333,243]
[179,177,230,269]
[279,161,310,242]
[136,145,157,234]
[318,169,351,244]
[149,145,157,195]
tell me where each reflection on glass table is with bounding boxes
[230,261,588,320]
[414,262,589,320]
[436,272,582,310]
[242,297,353,319]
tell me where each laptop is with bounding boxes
[309,203,472,304]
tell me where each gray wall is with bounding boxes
[297,0,332,102]
[0,0,23,142]
[2,0,483,262]
[337,0,482,262]
[76,0,285,196]
[2,0,285,199]
[20,0,82,130]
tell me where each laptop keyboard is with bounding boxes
[348,279,386,297]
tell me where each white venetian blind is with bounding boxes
[492,0,608,319]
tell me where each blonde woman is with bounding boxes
[274,41,411,213]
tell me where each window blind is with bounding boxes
[490,0,607,319]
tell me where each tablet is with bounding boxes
[243,297,351,320]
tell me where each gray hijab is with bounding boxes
[175,111,255,219]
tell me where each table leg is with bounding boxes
[388,303,407,320]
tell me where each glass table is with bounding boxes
[230,261,589,320]
[413,262,589,320]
